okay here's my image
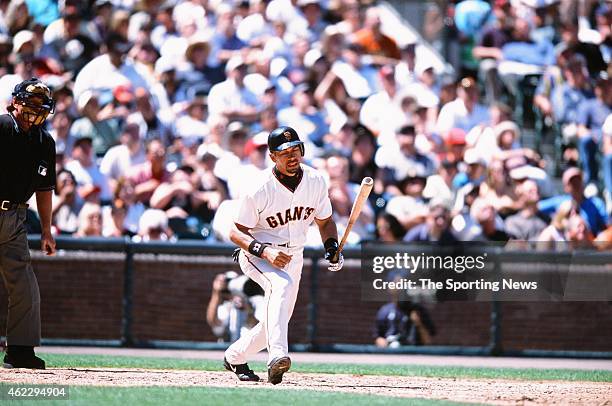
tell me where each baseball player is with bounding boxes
[224,126,344,384]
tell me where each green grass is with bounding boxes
[0,385,465,406]
[39,353,612,382]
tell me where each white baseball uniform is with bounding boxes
[224,164,332,365]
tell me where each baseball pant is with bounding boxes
[0,208,41,346]
[225,247,303,366]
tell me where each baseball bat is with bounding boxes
[332,177,374,262]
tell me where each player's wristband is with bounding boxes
[324,238,339,251]
[248,240,267,257]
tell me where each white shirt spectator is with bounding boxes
[436,98,490,136]
[374,145,435,181]
[359,90,405,146]
[207,79,260,118]
[237,12,273,45]
[73,54,151,98]
[331,60,377,99]
[99,144,146,182]
[65,159,113,202]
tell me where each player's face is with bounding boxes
[271,146,302,175]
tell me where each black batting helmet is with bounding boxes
[268,126,304,156]
[10,77,55,126]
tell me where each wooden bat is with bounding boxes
[332,177,374,262]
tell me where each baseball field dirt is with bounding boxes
[2,367,611,405]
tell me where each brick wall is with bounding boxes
[0,253,610,352]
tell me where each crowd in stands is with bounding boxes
[1,0,609,249]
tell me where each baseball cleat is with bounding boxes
[267,356,291,385]
[223,357,260,382]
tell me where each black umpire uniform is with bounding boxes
[0,79,56,369]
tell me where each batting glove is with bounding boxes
[324,238,344,272]
[327,252,344,272]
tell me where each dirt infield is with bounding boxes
[2,367,611,405]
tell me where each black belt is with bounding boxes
[0,200,28,211]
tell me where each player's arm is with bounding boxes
[229,223,292,268]
[36,190,56,256]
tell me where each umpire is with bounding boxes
[1,78,57,369]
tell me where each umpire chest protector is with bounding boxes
[0,114,56,203]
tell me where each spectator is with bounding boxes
[470,198,512,243]
[69,90,120,158]
[394,42,417,88]
[472,17,554,102]
[48,109,74,165]
[207,55,260,123]
[295,0,326,43]
[551,55,594,139]
[354,6,400,60]
[325,154,375,243]
[376,212,406,242]
[375,271,435,347]
[73,202,103,237]
[557,19,607,78]
[128,138,170,205]
[478,158,518,217]
[100,122,147,191]
[192,147,227,224]
[404,198,457,244]
[150,165,196,219]
[40,3,98,76]
[207,271,264,343]
[348,124,381,188]
[129,87,173,146]
[576,76,612,187]
[180,33,215,97]
[375,124,435,196]
[423,158,458,203]
[73,31,150,99]
[52,169,81,235]
[134,208,173,242]
[277,83,328,157]
[472,0,515,102]
[565,211,595,249]
[538,199,574,250]
[102,177,145,238]
[213,121,249,182]
[64,134,112,203]
[359,64,404,144]
[538,167,608,236]
[504,179,549,241]
[210,3,247,66]
[436,77,490,136]
[452,148,486,189]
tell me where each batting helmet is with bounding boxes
[11,77,55,127]
[268,126,304,156]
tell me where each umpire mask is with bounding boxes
[11,78,56,127]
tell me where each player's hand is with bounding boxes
[41,230,56,256]
[327,252,344,272]
[262,248,292,268]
